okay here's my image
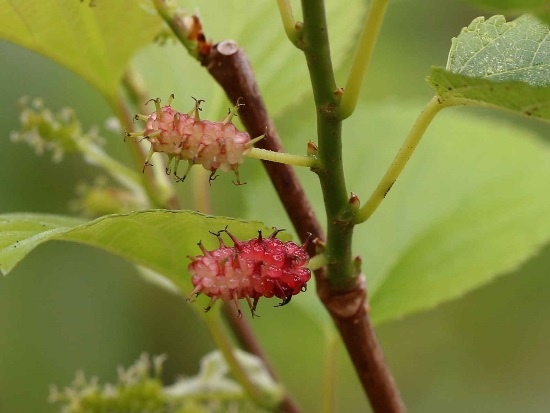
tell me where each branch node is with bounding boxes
[318,274,366,319]
[217,40,239,56]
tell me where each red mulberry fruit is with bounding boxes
[187,229,312,317]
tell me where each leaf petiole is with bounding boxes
[339,0,389,120]
[246,147,318,168]
[355,96,448,224]
[307,253,329,271]
[276,0,303,47]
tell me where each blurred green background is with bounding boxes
[1,0,549,412]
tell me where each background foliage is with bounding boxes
[1,0,549,412]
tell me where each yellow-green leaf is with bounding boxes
[0,210,282,296]
[0,0,162,102]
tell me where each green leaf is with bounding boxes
[427,15,550,121]
[247,101,550,326]
[359,106,550,325]
[0,210,282,295]
[429,68,550,121]
[446,15,549,86]
[0,214,86,273]
[0,1,162,102]
[133,0,367,118]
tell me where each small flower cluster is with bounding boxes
[187,229,311,316]
[49,353,166,412]
[128,96,264,185]
[10,97,103,162]
[50,351,279,413]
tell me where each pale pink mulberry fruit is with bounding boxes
[127,95,264,185]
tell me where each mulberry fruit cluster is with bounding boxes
[127,96,264,185]
[187,229,312,316]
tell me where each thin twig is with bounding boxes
[321,332,339,413]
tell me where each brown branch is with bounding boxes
[202,40,405,413]
[318,275,406,412]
